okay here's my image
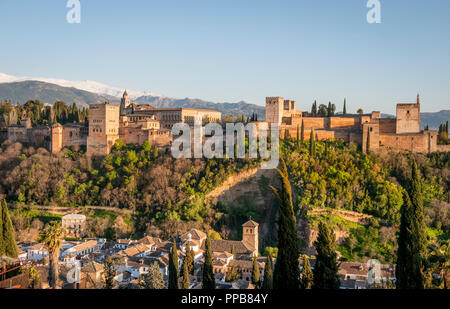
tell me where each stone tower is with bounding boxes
[242,218,259,255]
[121,90,131,110]
[265,97,284,125]
[396,95,421,134]
[86,103,120,156]
[51,123,63,154]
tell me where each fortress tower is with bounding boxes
[266,97,284,125]
[396,94,421,134]
[242,218,259,255]
[86,103,120,155]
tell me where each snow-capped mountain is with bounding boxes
[0,72,162,100]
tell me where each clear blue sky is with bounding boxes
[0,0,449,114]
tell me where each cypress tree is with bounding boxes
[0,200,4,256]
[309,129,315,156]
[313,222,340,289]
[300,256,314,289]
[366,129,371,153]
[202,236,215,289]
[343,99,347,115]
[269,159,300,289]
[311,101,317,116]
[252,256,260,287]
[168,240,179,289]
[396,161,428,289]
[262,253,274,289]
[1,199,18,258]
[301,119,305,142]
[182,256,190,289]
[296,125,300,150]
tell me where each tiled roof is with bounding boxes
[70,240,98,252]
[338,262,369,276]
[122,244,151,257]
[202,240,253,255]
[242,220,259,227]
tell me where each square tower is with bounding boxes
[87,103,120,155]
[266,97,284,125]
[242,219,259,255]
[396,101,420,134]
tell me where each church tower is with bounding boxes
[120,90,131,115]
[242,218,259,255]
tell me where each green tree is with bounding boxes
[396,161,428,289]
[269,159,300,289]
[182,246,195,275]
[139,262,166,289]
[300,256,313,289]
[296,124,300,150]
[202,235,215,289]
[309,129,315,156]
[103,256,117,289]
[311,101,317,116]
[0,199,18,257]
[168,240,179,289]
[182,255,190,289]
[40,221,65,288]
[313,222,340,289]
[262,253,273,289]
[252,256,260,287]
[343,98,347,115]
[301,119,305,142]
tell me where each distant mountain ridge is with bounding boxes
[0,81,117,107]
[0,78,447,126]
[134,95,266,119]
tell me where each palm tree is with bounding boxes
[40,221,65,288]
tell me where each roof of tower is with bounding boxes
[242,218,259,227]
[123,90,129,97]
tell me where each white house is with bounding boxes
[27,243,49,261]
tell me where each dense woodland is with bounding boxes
[0,139,260,239]
[0,100,88,126]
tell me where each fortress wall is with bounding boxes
[329,117,359,129]
[379,132,430,153]
[379,119,396,134]
[437,145,450,152]
[303,118,327,129]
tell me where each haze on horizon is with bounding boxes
[0,0,449,114]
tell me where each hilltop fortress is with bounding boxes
[265,95,440,153]
[3,92,446,155]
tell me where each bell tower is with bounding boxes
[242,218,259,255]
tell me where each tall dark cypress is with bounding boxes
[269,159,300,289]
[313,222,340,289]
[202,236,215,289]
[0,200,4,256]
[301,119,305,142]
[262,253,274,289]
[1,199,18,258]
[168,240,179,289]
[343,98,347,115]
[396,161,428,289]
[252,256,260,287]
[309,129,315,156]
[182,256,190,289]
[296,125,300,150]
[366,129,371,153]
[300,256,314,289]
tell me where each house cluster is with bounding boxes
[12,216,396,289]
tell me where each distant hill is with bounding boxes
[134,96,266,119]
[0,81,117,106]
[421,110,450,130]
